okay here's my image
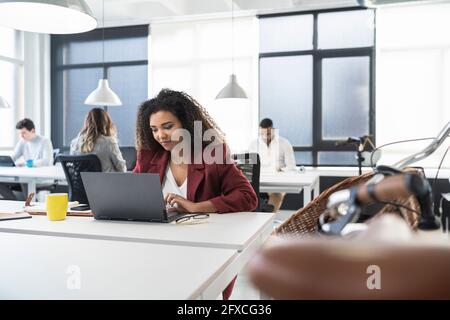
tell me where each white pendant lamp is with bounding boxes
[0,96,11,108]
[216,0,248,100]
[84,79,122,106]
[0,0,97,34]
[216,74,247,99]
[84,0,122,108]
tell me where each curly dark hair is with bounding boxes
[135,89,226,151]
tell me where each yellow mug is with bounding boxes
[46,193,68,221]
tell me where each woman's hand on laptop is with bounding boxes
[164,193,217,213]
[165,193,196,213]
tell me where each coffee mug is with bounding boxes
[46,193,68,221]
[25,159,33,168]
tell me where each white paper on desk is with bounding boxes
[0,211,31,221]
[24,201,79,213]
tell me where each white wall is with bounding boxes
[150,16,259,153]
[0,29,50,154]
[376,3,450,169]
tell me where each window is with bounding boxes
[51,25,149,148]
[259,8,375,166]
[377,3,450,168]
[150,17,258,153]
[0,26,23,149]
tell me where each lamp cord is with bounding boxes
[102,0,105,77]
[231,0,234,75]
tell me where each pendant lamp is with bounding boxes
[84,0,122,108]
[216,0,248,99]
[0,96,11,108]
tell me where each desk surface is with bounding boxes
[260,171,319,185]
[1,164,449,180]
[0,232,236,299]
[0,164,65,179]
[0,201,274,251]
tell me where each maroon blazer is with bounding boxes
[132,146,258,213]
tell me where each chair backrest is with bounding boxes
[52,149,60,165]
[56,154,102,205]
[120,146,137,171]
[232,153,261,211]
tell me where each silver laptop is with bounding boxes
[81,172,185,223]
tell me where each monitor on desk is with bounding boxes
[0,156,15,167]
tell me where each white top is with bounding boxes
[249,135,296,173]
[11,135,53,167]
[161,165,187,198]
[0,232,237,299]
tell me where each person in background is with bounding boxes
[248,118,296,212]
[70,108,126,173]
[12,118,53,167]
[133,88,258,299]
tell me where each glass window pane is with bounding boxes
[0,61,22,148]
[318,151,358,165]
[295,151,313,166]
[260,55,313,146]
[322,57,370,140]
[63,68,103,145]
[67,36,148,65]
[260,15,313,53]
[318,10,374,49]
[108,65,148,146]
[0,26,22,59]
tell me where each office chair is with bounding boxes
[232,153,273,212]
[57,154,102,206]
[119,146,137,171]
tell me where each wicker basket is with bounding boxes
[273,169,421,238]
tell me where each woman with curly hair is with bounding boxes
[133,89,258,299]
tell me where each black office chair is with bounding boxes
[57,154,102,206]
[232,153,274,212]
[119,146,137,171]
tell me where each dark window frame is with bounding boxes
[51,25,149,149]
[258,7,376,167]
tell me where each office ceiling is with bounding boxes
[86,0,358,26]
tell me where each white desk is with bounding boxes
[0,200,274,299]
[0,201,273,251]
[0,232,237,299]
[260,172,320,205]
[0,165,65,198]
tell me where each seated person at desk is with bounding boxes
[12,118,53,167]
[70,108,126,173]
[249,118,296,212]
[133,88,258,299]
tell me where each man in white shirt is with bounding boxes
[12,118,53,167]
[249,118,296,212]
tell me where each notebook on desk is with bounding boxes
[23,202,93,217]
[0,211,31,221]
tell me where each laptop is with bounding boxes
[0,156,15,167]
[81,172,185,223]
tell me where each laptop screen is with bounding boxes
[0,156,15,167]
